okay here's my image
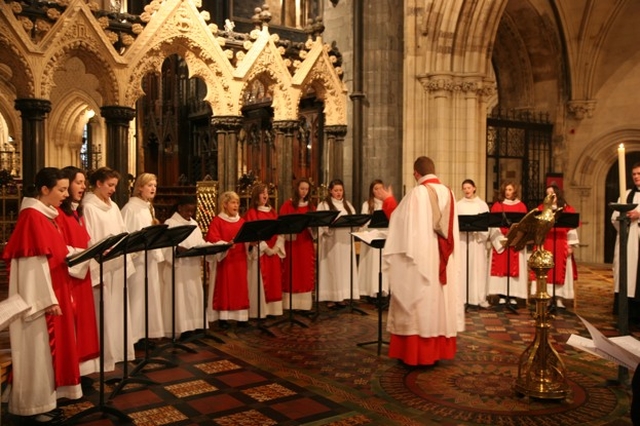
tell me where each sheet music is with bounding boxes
[0,294,30,331]
[351,229,388,245]
[566,315,640,370]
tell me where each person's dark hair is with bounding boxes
[498,180,520,202]
[59,166,86,217]
[292,177,312,209]
[24,167,65,198]
[632,161,640,170]
[250,183,270,210]
[414,156,436,176]
[546,184,567,208]
[367,179,384,214]
[462,179,476,189]
[88,167,120,187]
[324,178,353,214]
[170,195,197,216]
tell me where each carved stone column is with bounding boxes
[273,120,298,207]
[212,116,243,193]
[324,125,348,185]
[14,98,52,189]
[100,105,136,207]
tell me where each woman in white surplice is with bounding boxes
[120,173,165,344]
[317,178,358,308]
[160,196,207,337]
[82,167,135,371]
[456,179,490,307]
[358,179,389,299]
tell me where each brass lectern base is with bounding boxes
[514,379,569,400]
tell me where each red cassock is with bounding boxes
[3,208,80,387]
[205,216,249,311]
[531,203,578,285]
[244,208,282,303]
[490,201,528,277]
[55,209,100,363]
[279,200,316,294]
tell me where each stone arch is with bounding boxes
[0,31,35,98]
[240,61,295,122]
[570,129,640,262]
[125,36,234,114]
[41,41,118,105]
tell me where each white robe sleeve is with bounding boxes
[12,256,58,322]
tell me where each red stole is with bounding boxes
[422,178,454,284]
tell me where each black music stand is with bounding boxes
[458,212,489,311]
[489,212,526,314]
[547,212,580,314]
[354,211,389,355]
[64,233,133,424]
[176,243,232,344]
[233,219,280,336]
[330,214,372,316]
[305,210,340,321]
[136,225,198,365]
[102,226,165,399]
[268,213,312,329]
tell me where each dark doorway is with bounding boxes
[604,150,640,263]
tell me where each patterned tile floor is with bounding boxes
[2,263,636,425]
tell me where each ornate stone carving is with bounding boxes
[567,100,596,120]
[100,105,135,124]
[211,116,243,132]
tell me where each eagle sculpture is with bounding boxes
[504,193,563,251]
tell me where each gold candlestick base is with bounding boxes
[514,249,569,400]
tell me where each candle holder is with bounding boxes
[608,202,638,386]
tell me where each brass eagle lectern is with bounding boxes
[505,193,569,399]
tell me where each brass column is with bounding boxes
[211,116,243,193]
[14,98,51,189]
[101,105,136,207]
[514,248,569,399]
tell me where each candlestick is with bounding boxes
[618,143,627,202]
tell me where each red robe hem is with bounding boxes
[388,334,457,366]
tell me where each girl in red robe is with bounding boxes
[3,167,81,423]
[279,178,316,311]
[55,166,100,376]
[487,180,529,304]
[205,191,249,328]
[244,183,284,318]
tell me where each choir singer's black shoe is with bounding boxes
[22,409,65,425]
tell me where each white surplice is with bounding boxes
[358,198,389,297]
[612,189,640,297]
[82,192,135,371]
[160,212,206,336]
[383,176,464,338]
[6,199,82,416]
[317,198,359,302]
[121,196,165,341]
[456,196,490,306]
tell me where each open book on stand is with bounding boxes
[567,315,640,370]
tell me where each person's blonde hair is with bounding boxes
[219,191,240,214]
[132,173,157,197]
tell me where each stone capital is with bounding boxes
[567,100,596,120]
[325,124,347,138]
[100,105,136,124]
[211,116,243,131]
[14,98,52,118]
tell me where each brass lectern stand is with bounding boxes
[507,193,569,399]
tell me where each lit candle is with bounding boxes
[618,143,627,202]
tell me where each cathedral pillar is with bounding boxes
[101,105,136,207]
[212,116,243,193]
[273,120,298,207]
[324,125,348,184]
[14,98,51,188]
